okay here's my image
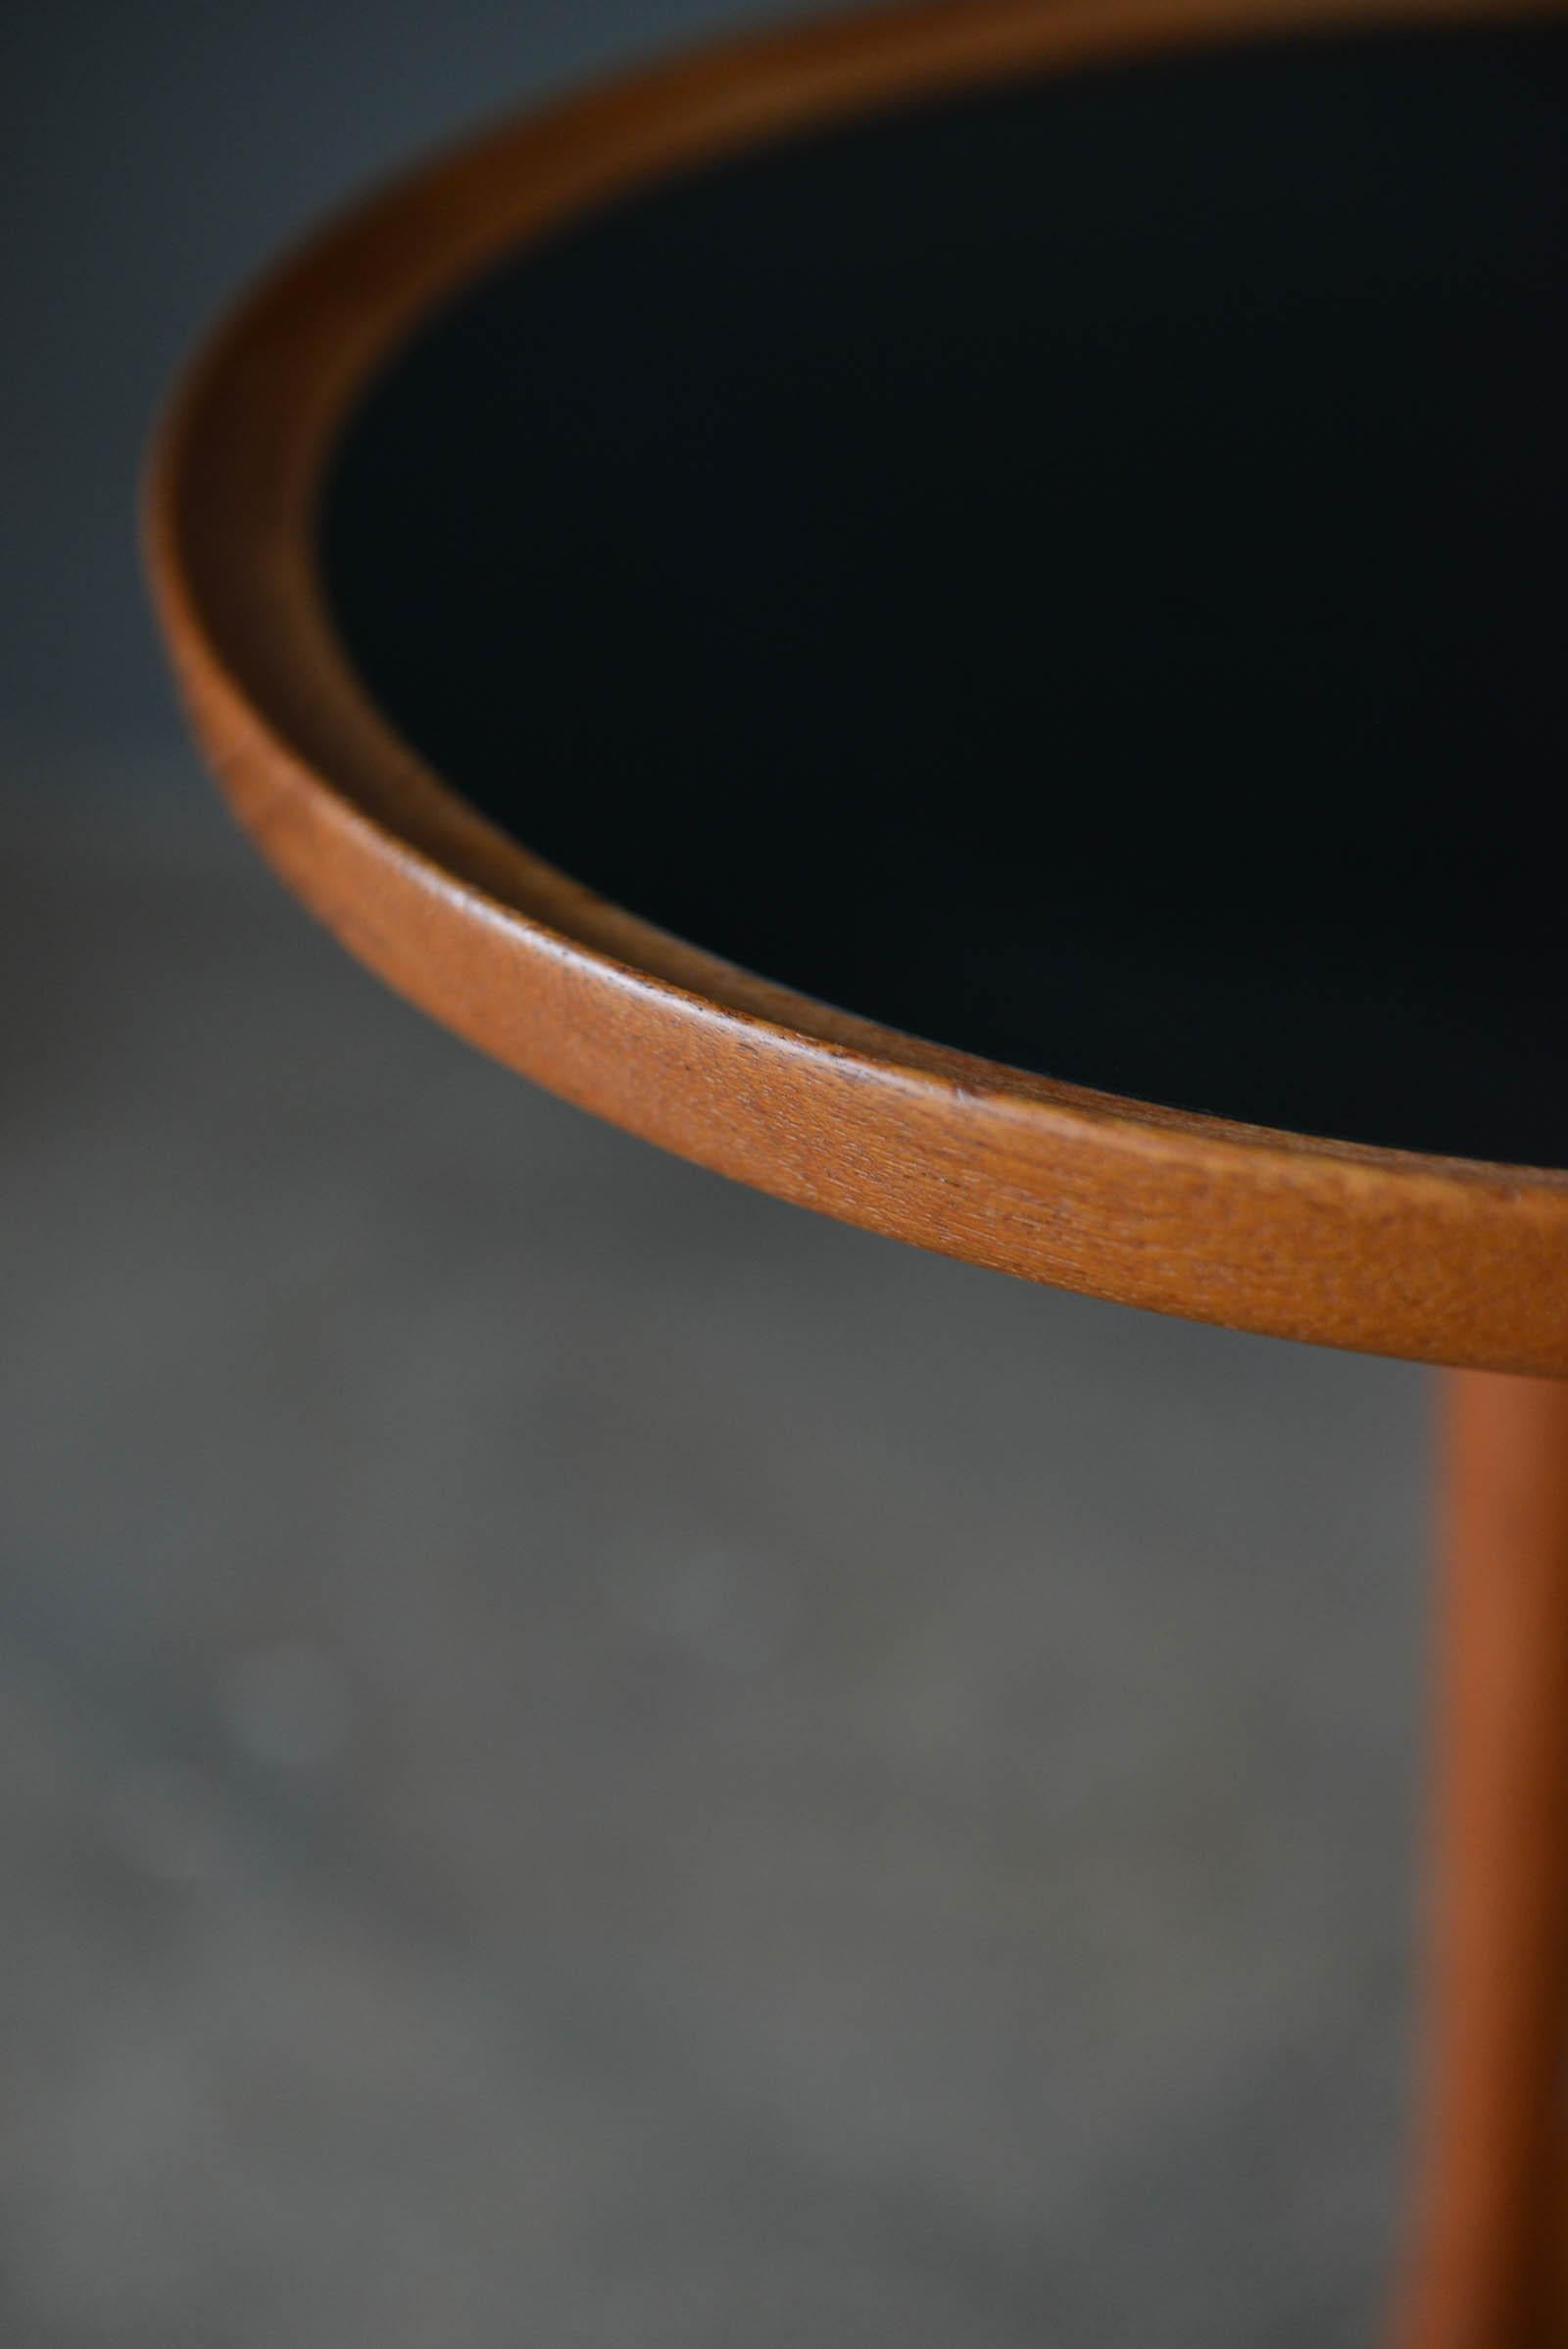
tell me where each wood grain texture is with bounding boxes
[144,0,1568,1372]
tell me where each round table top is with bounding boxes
[148,0,1568,1374]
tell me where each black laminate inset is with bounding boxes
[322,20,1568,1166]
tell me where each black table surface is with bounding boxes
[322,15,1568,1171]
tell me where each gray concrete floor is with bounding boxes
[1,759,1428,2347]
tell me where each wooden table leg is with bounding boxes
[1392,1372,1568,2349]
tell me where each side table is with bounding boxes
[147,1,1568,2336]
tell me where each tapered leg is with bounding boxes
[1393,1372,1568,2349]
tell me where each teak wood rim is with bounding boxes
[146,0,1568,1374]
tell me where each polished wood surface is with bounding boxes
[145,0,1568,1374]
[1395,1376,1568,2349]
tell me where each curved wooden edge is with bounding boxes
[145,0,1568,1374]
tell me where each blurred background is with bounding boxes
[3,3,1426,2343]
